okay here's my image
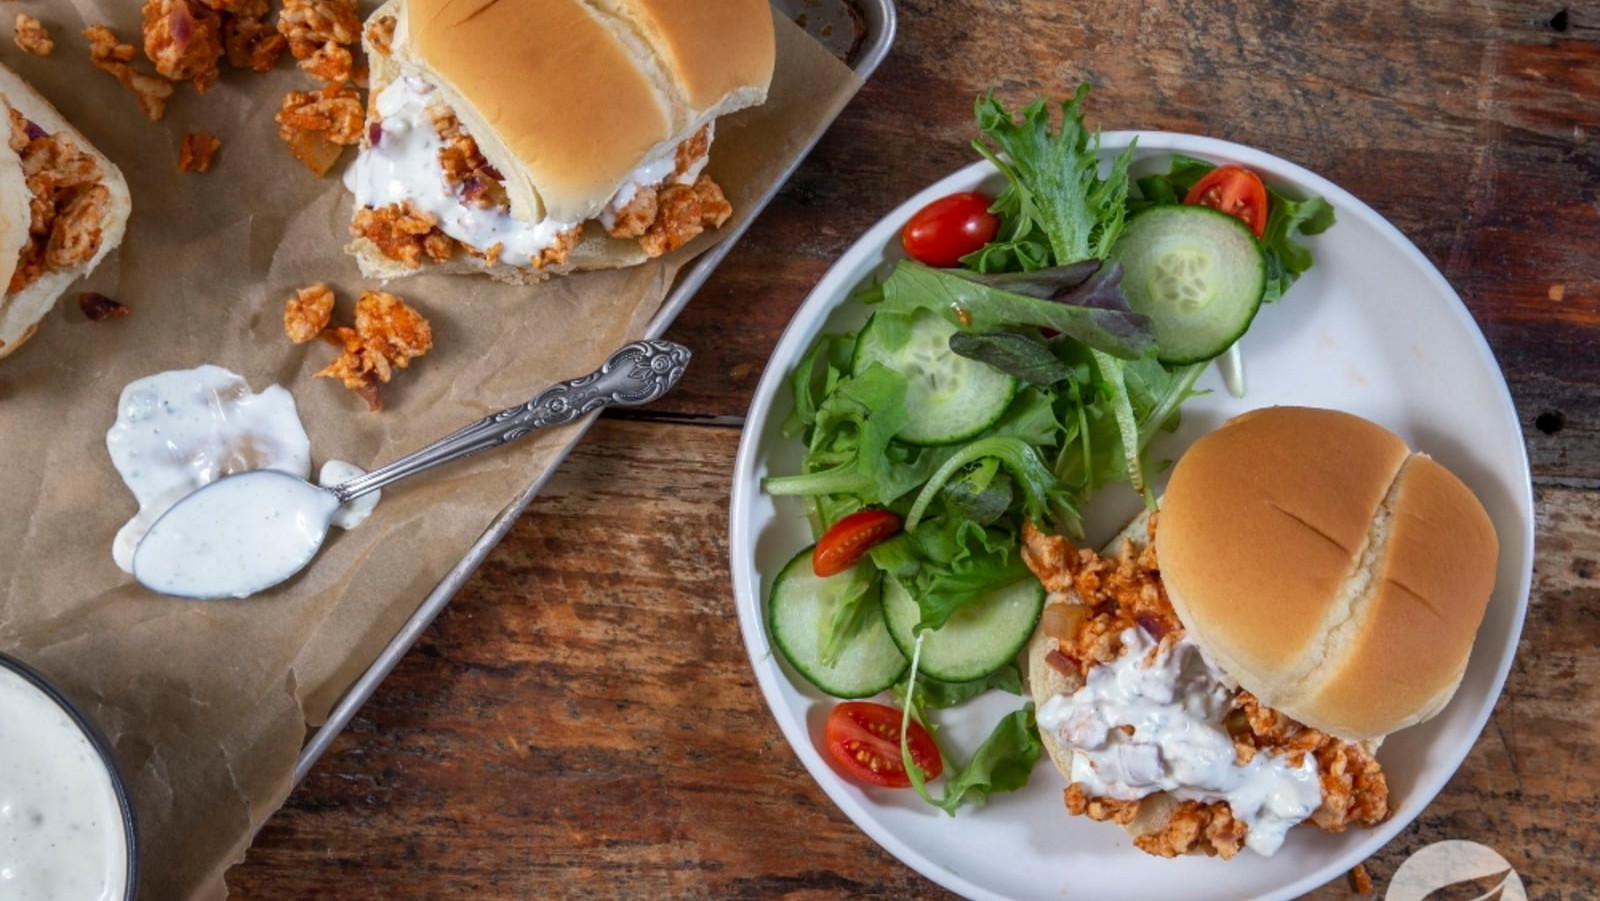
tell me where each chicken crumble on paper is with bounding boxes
[13,14,53,57]
[285,284,433,411]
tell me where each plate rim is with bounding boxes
[728,129,1535,901]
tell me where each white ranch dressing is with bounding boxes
[345,74,580,266]
[107,365,381,599]
[0,665,128,901]
[597,121,715,231]
[319,460,379,529]
[133,470,340,599]
[105,365,310,573]
[1037,626,1323,857]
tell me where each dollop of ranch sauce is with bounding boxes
[107,366,382,599]
[1037,626,1323,857]
[105,365,310,573]
[319,460,379,530]
[0,665,127,901]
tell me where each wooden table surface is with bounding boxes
[231,1,1600,898]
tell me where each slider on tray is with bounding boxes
[0,62,130,359]
[1023,406,1498,857]
[345,0,775,282]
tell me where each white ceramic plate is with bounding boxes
[728,132,1534,901]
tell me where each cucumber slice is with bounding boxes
[1110,205,1267,365]
[768,547,907,698]
[851,309,1018,446]
[881,576,1044,683]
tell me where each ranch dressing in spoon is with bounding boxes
[107,365,380,597]
[129,340,690,599]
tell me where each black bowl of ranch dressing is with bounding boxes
[0,652,138,901]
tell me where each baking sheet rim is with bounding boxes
[291,0,899,785]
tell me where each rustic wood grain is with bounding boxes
[652,0,1600,483]
[226,1,1600,898]
[229,420,1599,900]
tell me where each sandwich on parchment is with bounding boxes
[344,0,776,283]
[0,62,131,359]
[1022,406,1498,858]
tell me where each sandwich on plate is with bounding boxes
[0,63,131,359]
[345,0,775,283]
[1022,406,1498,858]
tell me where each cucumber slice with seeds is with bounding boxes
[852,309,1018,446]
[768,547,907,698]
[881,576,1044,683]
[1110,205,1267,365]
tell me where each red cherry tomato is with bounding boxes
[901,191,1000,267]
[1183,165,1269,238]
[812,509,901,577]
[825,701,944,788]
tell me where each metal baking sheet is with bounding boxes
[294,0,899,783]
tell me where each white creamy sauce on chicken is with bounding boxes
[598,121,714,231]
[1037,626,1323,856]
[107,365,380,599]
[0,665,127,901]
[345,73,580,265]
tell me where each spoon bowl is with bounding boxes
[133,339,690,599]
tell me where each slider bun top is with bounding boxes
[394,0,774,225]
[1156,406,1498,741]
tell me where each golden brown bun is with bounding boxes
[393,0,772,225]
[583,0,775,117]
[351,1,655,283]
[1156,406,1498,740]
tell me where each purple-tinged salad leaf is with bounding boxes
[875,260,1156,360]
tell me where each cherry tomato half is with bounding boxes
[901,191,1000,267]
[825,701,944,788]
[1184,165,1269,238]
[812,509,901,577]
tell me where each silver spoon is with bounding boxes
[133,339,691,600]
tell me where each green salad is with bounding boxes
[762,84,1335,813]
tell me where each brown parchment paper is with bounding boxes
[0,6,860,899]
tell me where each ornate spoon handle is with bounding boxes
[330,340,690,503]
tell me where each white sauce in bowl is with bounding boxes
[0,663,129,901]
[1037,626,1323,856]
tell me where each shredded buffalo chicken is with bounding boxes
[351,202,456,268]
[141,0,225,92]
[275,81,362,175]
[6,110,109,294]
[1022,519,1390,858]
[276,0,359,81]
[14,15,53,57]
[314,290,433,411]
[223,13,286,72]
[605,125,732,256]
[178,132,222,172]
[283,282,334,343]
[364,13,395,57]
[86,25,175,122]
